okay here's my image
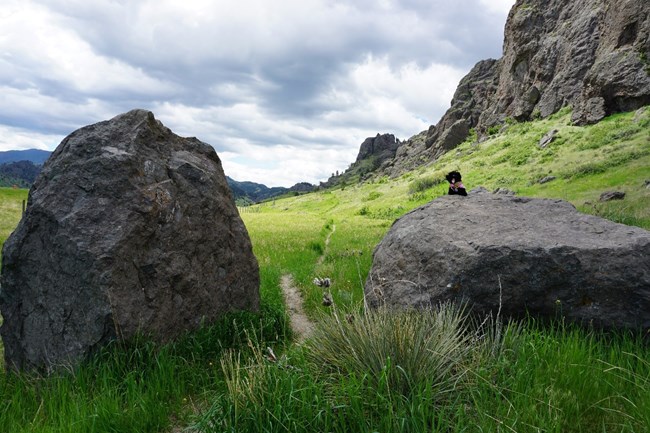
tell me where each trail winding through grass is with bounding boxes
[281,223,336,342]
[280,274,314,342]
[317,222,336,266]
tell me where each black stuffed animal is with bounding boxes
[445,171,467,196]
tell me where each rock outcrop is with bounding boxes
[380,0,650,178]
[355,134,400,164]
[424,59,500,155]
[0,109,260,371]
[481,0,650,128]
[321,133,399,187]
[365,192,650,331]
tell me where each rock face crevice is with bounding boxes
[0,109,260,371]
[365,192,650,331]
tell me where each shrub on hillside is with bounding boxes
[408,175,444,194]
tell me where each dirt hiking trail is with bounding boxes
[281,223,336,342]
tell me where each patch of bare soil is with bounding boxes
[281,274,315,342]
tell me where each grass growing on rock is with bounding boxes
[0,107,648,432]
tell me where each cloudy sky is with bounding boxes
[1,0,515,187]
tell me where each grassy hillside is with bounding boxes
[261,106,649,228]
[0,107,648,432]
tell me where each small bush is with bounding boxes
[408,175,444,194]
[561,149,649,179]
[358,205,405,219]
[608,125,641,141]
[408,191,430,202]
[362,191,383,201]
[307,240,324,255]
[467,128,478,143]
[357,205,370,216]
[487,125,501,136]
[581,202,647,228]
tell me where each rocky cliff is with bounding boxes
[321,133,400,187]
[378,0,650,177]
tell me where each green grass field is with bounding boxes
[0,187,28,257]
[0,107,648,432]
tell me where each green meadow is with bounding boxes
[0,107,649,432]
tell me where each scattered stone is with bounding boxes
[313,277,331,288]
[493,188,516,195]
[538,129,559,149]
[322,293,333,307]
[644,179,650,189]
[365,194,650,331]
[470,186,490,194]
[538,176,557,184]
[0,109,260,372]
[633,108,647,123]
[599,191,626,201]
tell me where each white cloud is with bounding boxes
[478,0,516,15]
[152,101,367,186]
[323,56,466,129]
[0,86,120,134]
[0,0,513,186]
[1,1,175,97]
[0,125,62,152]
[220,145,355,187]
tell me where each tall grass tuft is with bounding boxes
[305,303,475,398]
[408,174,444,194]
[193,341,327,433]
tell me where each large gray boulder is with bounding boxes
[0,109,260,371]
[365,192,650,330]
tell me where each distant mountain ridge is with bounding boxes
[226,177,314,205]
[0,149,51,188]
[0,161,41,188]
[0,149,51,165]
